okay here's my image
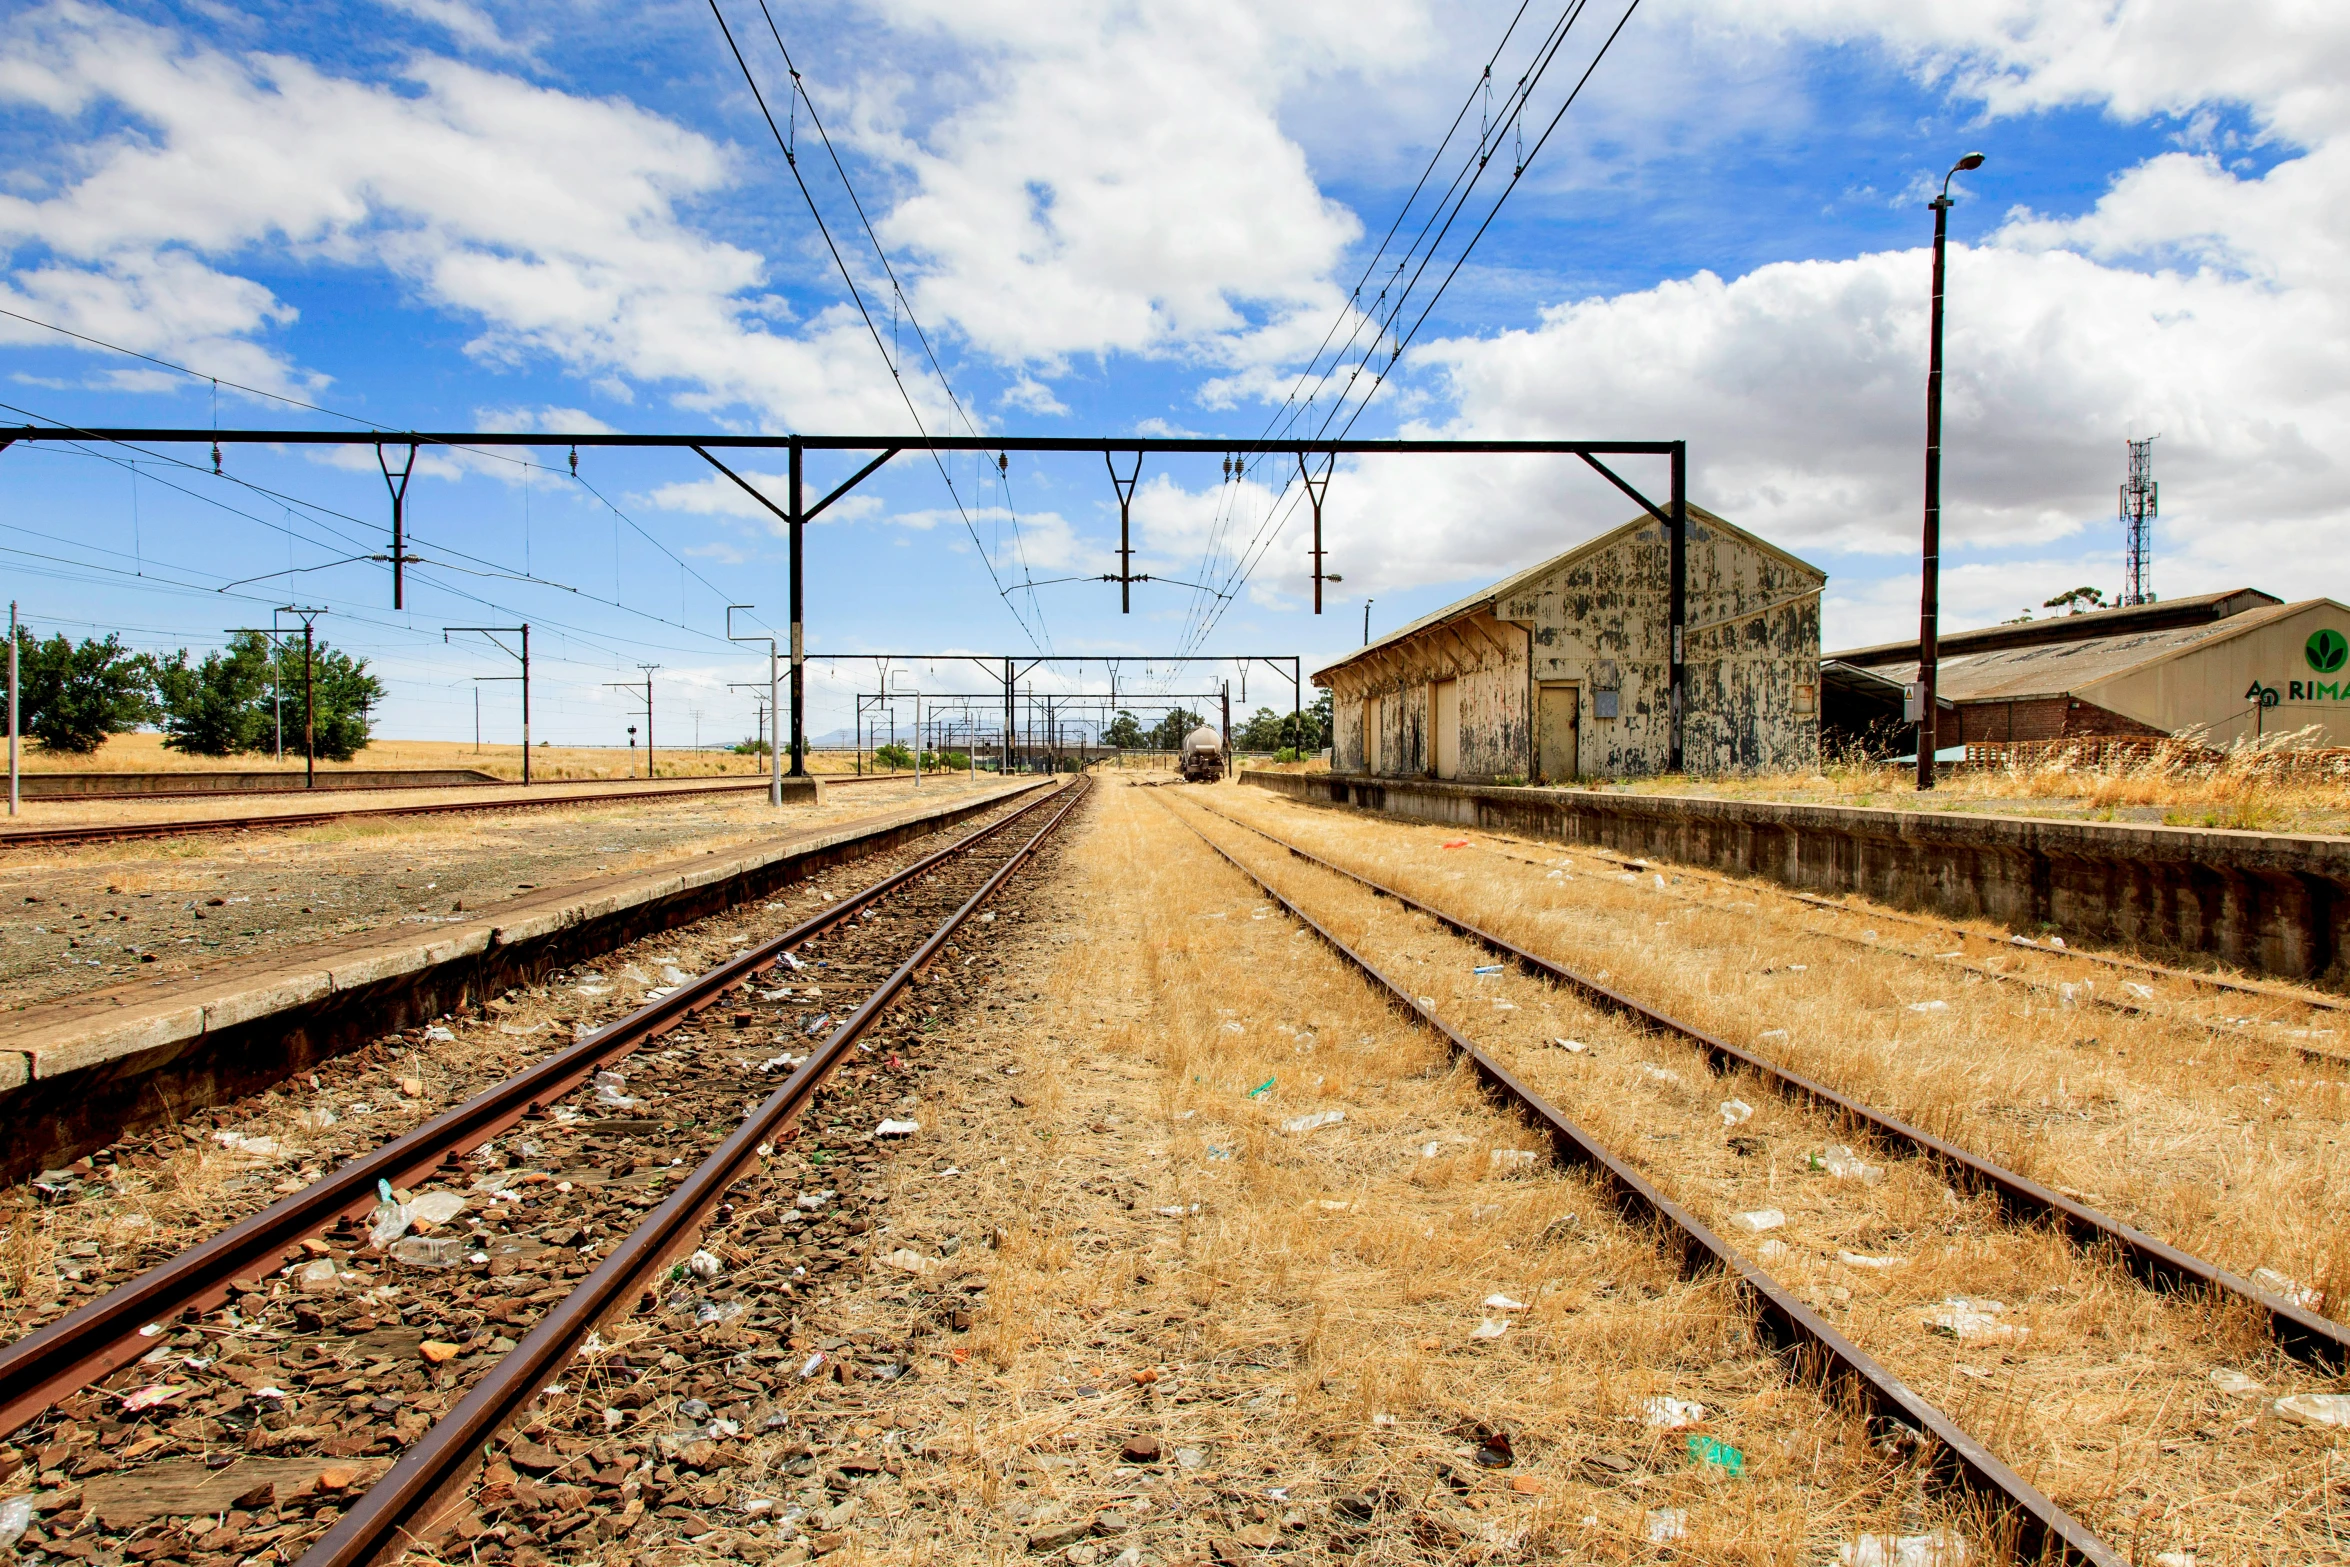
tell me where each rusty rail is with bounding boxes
[1155,793,2118,1567]
[1187,796,2350,1371]
[299,775,1089,1567]
[0,779,1065,1438]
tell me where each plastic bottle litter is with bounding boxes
[1686,1434,1744,1477]
[2275,1394,2350,1429]
[0,1497,31,1550]
[214,1131,280,1159]
[1924,1299,2025,1343]
[1282,1110,1345,1134]
[368,1179,413,1248]
[1718,1099,1754,1127]
[1838,1252,1908,1270]
[876,1119,922,1137]
[1808,1144,1884,1183]
[1246,1077,1277,1100]
[1484,1294,1528,1311]
[2253,1268,2323,1310]
[409,1191,467,1227]
[1645,1509,1687,1544]
[1553,1038,1587,1053]
[2207,1368,2264,1396]
[1839,1530,1969,1567]
[1729,1209,1785,1234]
[1489,1149,1538,1170]
[1470,1318,1510,1340]
[1906,1000,1950,1014]
[1473,965,1504,977]
[389,1235,469,1269]
[1643,1396,1704,1429]
[688,1250,723,1282]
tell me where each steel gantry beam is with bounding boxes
[0,427,1691,772]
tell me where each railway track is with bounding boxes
[0,777,1087,1565]
[1161,789,2350,1566]
[0,773,926,851]
[1181,793,2350,1369]
[1146,791,2116,1566]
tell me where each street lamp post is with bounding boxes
[1916,150,1985,792]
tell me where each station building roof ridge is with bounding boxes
[1828,587,2281,670]
[1313,503,1821,686]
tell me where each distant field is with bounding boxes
[14,733,883,781]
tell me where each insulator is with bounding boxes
[568,445,578,476]
[210,442,222,475]
[998,452,1008,474]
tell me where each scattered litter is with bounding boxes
[880,1249,934,1275]
[2047,936,2066,949]
[796,1190,835,1210]
[1421,1142,1442,1158]
[1758,1028,1788,1042]
[1246,1077,1276,1100]
[1174,1446,1206,1471]
[2152,1555,2194,1567]
[760,1052,805,1074]
[660,965,689,986]
[1489,1149,1538,1171]
[2275,1394,2350,1429]
[1643,1397,1705,1429]
[1417,996,1436,1008]
[1718,1099,1753,1126]
[687,1250,723,1282]
[422,1025,455,1042]
[876,1118,921,1138]
[2124,982,2154,1000]
[1473,964,1504,977]
[2058,982,2094,1008]
[368,1180,413,1248]
[1484,1294,1528,1311]
[2253,1268,2323,1310]
[1156,1204,1200,1217]
[213,1131,280,1159]
[799,1353,827,1378]
[408,1191,466,1228]
[1470,1318,1510,1340]
[1442,839,1469,850]
[1553,1038,1587,1053]
[978,911,995,923]
[1924,1299,2025,1342]
[803,1014,834,1035]
[1637,1063,1682,1086]
[117,1384,186,1414]
[1758,1239,1791,1262]
[1786,964,1806,972]
[1686,1435,1743,1477]
[1308,1199,1351,1212]
[1808,1144,1884,1183]
[1728,1209,1785,1234]
[1838,1252,1908,1270]
[296,1107,337,1132]
[1645,1509,1687,1544]
[1282,1109,1345,1134]
[593,1071,641,1111]
[1840,1531,1969,1567]
[1654,874,1667,890]
[389,1236,469,1269]
[0,1497,30,1550]
[2208,1369,2264,1396]
[1906,1000,1950,1014]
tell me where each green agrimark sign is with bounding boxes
[2247,627,2350,706]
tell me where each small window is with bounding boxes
[1594,690,1620,719]
[1794,683,1816,715]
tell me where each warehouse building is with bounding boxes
[1823,587,2350,749]
[1316,505,1825,782]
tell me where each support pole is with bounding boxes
[789,439,806,776]
[1298,452,1333,614]
[1002,658,1014,776]
[1667,442,1686,774]
[377,444,417,611]
[1106,452,1142,614]
[302,619,316,790]
[520,624,531,786]
[7,601,16,818]
[1918,193,1953,791]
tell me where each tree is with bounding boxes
[3,626,155,753]
[282,639,384,761]
[2044,587,2106,616]
[731,736,773,756]
[1147,708,1205,750]
[153,634,272,756]
[1102,709,1146,749]
[1235,706,1286,751]
[873,741,914,770]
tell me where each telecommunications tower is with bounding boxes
[2120,435,2158,606]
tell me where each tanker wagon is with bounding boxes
[1179,725,1225,783]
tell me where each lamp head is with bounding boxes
[1954,152,1985,171]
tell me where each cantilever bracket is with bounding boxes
[1105,451,1143,613]
[693,445,902,527]
[1578,451,1671,530]
[1298,451,1335,614]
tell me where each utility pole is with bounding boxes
[727,606,783,807]
[607,667,658,779]
[377,443,419,610]
[234,609,325,786]
[1002,658,1015,777]
[787,439,806,777]
[1917,151,1986,791]
[7,601,17,818]
[445,625,530,784]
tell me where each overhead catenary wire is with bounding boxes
[706,0,1049,653]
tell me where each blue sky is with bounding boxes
[2,0,2344,748]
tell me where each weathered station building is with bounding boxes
[1316,505,1826,782]
[1824,587,2350,749]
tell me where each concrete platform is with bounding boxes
[1241,769,2350,986]
[14,767,507,797]
[0,778,1047,1181]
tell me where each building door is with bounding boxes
[1538,683,1579,782]
[1365,696,1382,774]
[1433,679,1461,779]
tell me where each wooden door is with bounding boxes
[1538,683,1579,782]
[1433,679,1460,779]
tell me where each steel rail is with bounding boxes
[1189,796,2350,1371]
[0,778,1062,1438]
[1153,793,2116,1567]
[300,777,1091,1567]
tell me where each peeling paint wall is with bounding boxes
[1327,512,1824,779]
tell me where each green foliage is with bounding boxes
[1235,692,1334,754]
[933,750,971,770]
[153,631,383,760]
[5,626,156,753]
[1146,708,1204,750]
[1102,709,1146,749]
[1274,747,1301,764]
[873,741,914,770]
[731,736,774,756]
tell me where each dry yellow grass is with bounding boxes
[1182,784,2350,1562]
[693,778,2000,1566]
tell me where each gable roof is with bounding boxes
[1871,596,2329,704]
[1313,504,1822,685]
[1828,587,2280,669]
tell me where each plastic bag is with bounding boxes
[389,1235,469,1269]
[593,1070,641,1111]
[369,1177,413,1248]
